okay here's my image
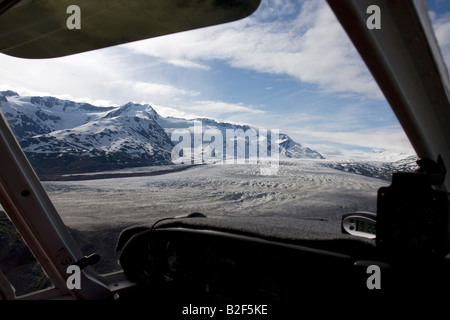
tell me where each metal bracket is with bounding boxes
[74,253,101,270]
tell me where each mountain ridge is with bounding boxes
[0,91,324,174]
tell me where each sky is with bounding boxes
[1,0,449,161]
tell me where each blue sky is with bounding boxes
[1,0,449,161]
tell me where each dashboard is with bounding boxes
[117,226,384,305]
[114,221,450,317]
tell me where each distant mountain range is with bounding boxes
[0,90,324,175]
[319,155,419,181]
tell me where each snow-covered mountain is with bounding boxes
[158,116,324,163]
[278,133,324,159]
[320,155,418,181]
[0,91,324,174]
[1,91,173,173]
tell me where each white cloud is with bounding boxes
[0,48,130,105]
[305,143,415,161]
[187,100,266,115]
[290,127,414,155]
[150,103,199,120]
[125,0,382,99]
[0,85,116,107]
[0,48,200,107]
[143,100,266,121]
[166,59,210,71]
[105,80,199,99]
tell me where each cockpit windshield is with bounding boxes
[0,0,449,297]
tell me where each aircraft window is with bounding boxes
[0,209,53,297]
[0,0,448,286]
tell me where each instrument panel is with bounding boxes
[117,227,368,303]
[116,225,450,315]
